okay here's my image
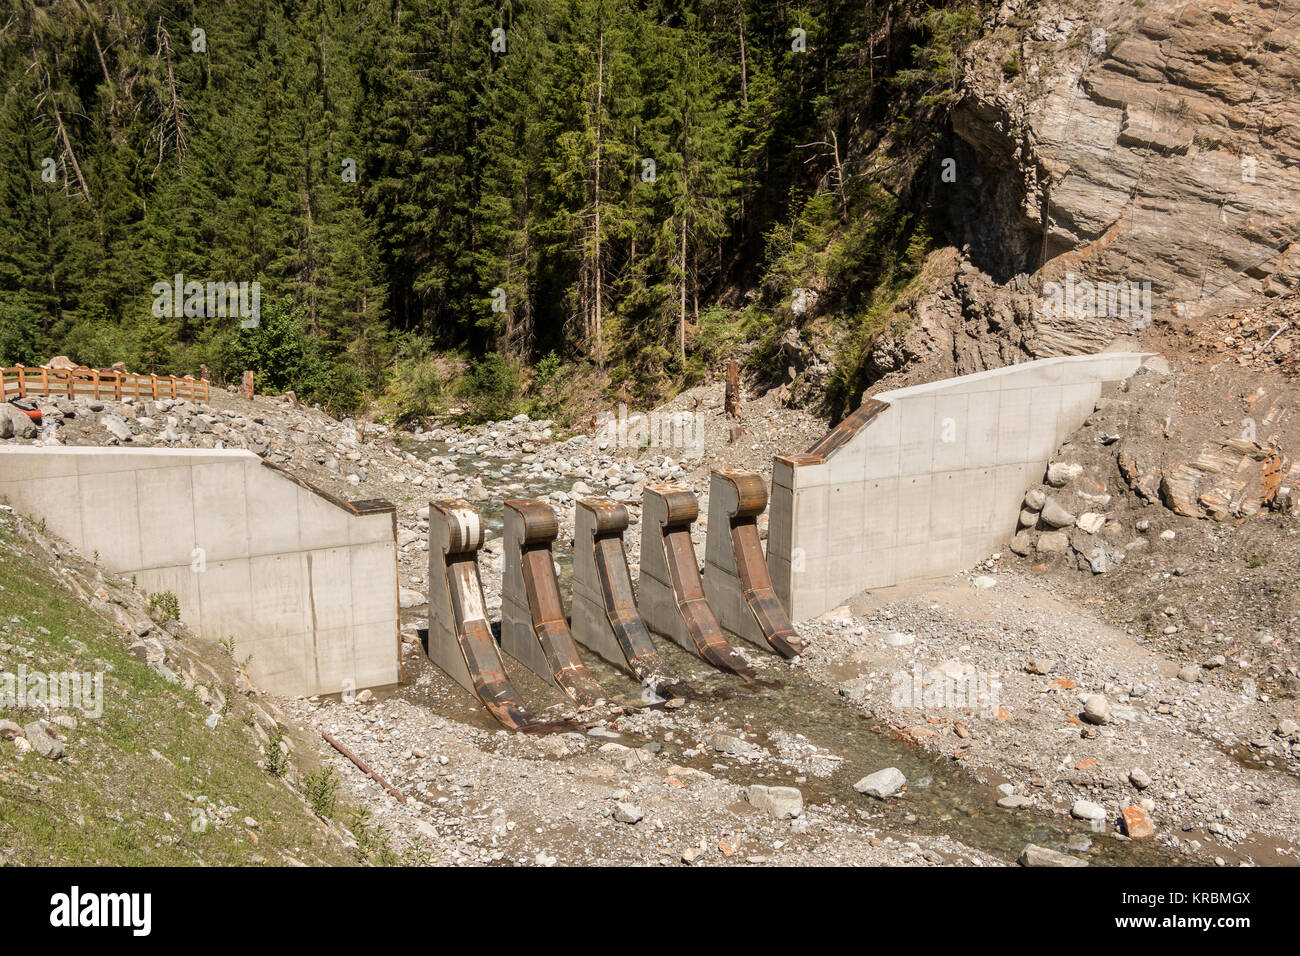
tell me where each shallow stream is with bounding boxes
[397,438,1188,866]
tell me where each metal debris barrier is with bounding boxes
[501,498,608,710]
[570,497,693,701]
[703,469,802,658]
[639,484,754,677]
[417,478,803,728]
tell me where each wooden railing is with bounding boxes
[1,366,209,403]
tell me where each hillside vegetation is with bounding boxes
[0,0,983,419]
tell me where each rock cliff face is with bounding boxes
[951,0,1299,319]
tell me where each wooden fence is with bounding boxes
[1,366,209,404]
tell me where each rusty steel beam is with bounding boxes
[704,469,802,658]
[804,398,889,459]
[427,499,535,730]
[640,485,755,677]
[571,498,692,700]
[322,731,407,803]
[501,499,608,709]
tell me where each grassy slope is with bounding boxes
[0,513,356,866]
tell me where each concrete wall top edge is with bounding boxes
[0,446,256,461]
[872,352,1156,402]
[0,447,394,517]
[259,459,395,516]
[782,352,1155,480]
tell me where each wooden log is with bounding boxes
[724,361,741,419]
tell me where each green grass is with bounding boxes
[0,516,357,866]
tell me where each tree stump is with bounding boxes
[724,361,741,419]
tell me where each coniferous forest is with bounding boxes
[0,1,982,420]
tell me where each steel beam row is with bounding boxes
[425,469,799,729]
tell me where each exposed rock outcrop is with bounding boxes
[953,0,1300,319]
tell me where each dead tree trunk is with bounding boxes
[725,361,741,419]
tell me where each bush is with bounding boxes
[220,297,326,396]
[149,591,181,621]
[57,321,135,370]
[378,335,453,424]
[526,351,566,419]
[303,766,339,818]
[456,352,521,423]
[265,724,289,777]
[320,362,368,419]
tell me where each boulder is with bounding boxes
[1018,844,1088,867]
[1036,530,1070,553]
[1120,805,1156,840]
[1076,512,1106,534]
[1039,498,1075,528]
[612,802,644,825]
[99,413,133,442]
[22,721,65,760]
[1082,694,1112,725]
[2,404,37,439]
[1046,462,1083,487]
[854,767,906,799]
[1070,800,1107,823]
[745,785,804,819]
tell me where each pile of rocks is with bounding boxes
[1008,459,1125,574]
[1194,290,1300,375]
[0,717,70,760]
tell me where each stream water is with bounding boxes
[401,438,1190,866]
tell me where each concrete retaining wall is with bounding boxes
[767,353,1154,620]
[0,447,399,696]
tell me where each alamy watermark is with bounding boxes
[1038,272,1152,330]
[1,665,104,718]
[151,273,261,328]
[594,404,705,457]
[890,662,1001,718]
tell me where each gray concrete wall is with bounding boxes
[768,353,1154,620]
[0,447,399,696]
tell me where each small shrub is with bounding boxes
[319,362,369,419]
[379,336,457,424]
[265,724,289,777]
[303,766,339,817]
[149,591,181,621]
[526,351,567,419]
